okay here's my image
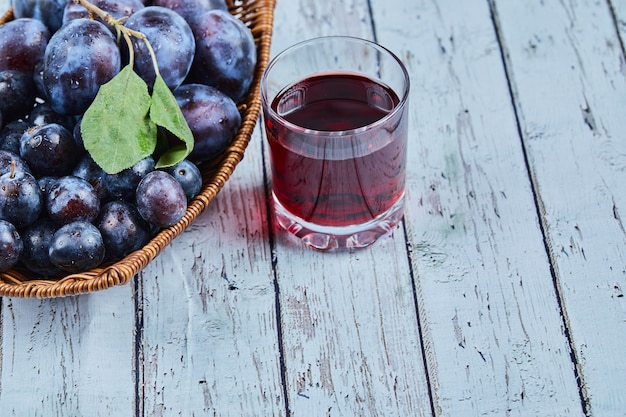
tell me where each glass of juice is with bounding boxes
[261,36,410,250]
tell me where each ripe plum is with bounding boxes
[46,176,100,224]
[0,150,31,176]
[43,19,121,115]
[96,200,151,260]
[164,159,202,201]
[0,121,30,155]
[0,18,50,74]
[37,175,58,196]
[0,220,23,273]
[63,0,145,33]
[29,103,77,131]
[136,170,187,228]
[173,84,241,164]
[13,0,67,32]
[0,168,42,228]
[124,6,195,91]
[73,154,109,201]
[187,9,256,101]
[49,221,106,273]
[0,70,37,122]
[152,0,228,25]
[105,156,155,202]
[20,218,61,276]
[20,123,81,177]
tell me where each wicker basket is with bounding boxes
[0,0,276,298]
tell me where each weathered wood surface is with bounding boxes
[383,0,586,415]
[1,0,625,416]
[493,1,626,415]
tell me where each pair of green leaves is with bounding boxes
[81,66,194,174]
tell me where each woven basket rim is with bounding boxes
[0,0,277,298]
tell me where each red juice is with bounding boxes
[265,72,407,227]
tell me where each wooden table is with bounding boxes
[1,0,625,415]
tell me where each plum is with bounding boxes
[173,83,241,164]
[20,218,61,276]
[123,6,195,90]
[136,170,187,228]
[13,0,66,32]
[49,221,106,273]
[20,123,80,177]
[0,18,50,74]
[96,200,151,260]
[152,0,228,25]
[43,19,121,115]
[0,70,37,122]
[0,169,42,228]
[0,220,23,273]
[62,0,145,34]
[187,9,256,101]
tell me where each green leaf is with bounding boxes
[82,66,157,174]
[156,144,190,167]
[150,75,194,168]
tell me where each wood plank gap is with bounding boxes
[486,1,592,415]
[402,221,437,417]
[133,273,145,417]
[261,127,292,417]
[607,0,626,57]
[365,0,379,44]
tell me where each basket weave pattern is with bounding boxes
[0,0,276,298]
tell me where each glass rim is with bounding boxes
[261,35,410,137]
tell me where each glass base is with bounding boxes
[272,193,405,251]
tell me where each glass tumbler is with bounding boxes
[261,36,410,250]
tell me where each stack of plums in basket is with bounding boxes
[0,0,257,276]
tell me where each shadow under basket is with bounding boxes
[0,0,277,298]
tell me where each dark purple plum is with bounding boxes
[173,83,241,164]
[152,0,227,25]
[0,18,50,74]
[49,221,106,273]
[61,1,89,25]
[20,217,61,276]
[0,150,32,176]
[0,168,42,228]
[43,19,121,115]
[46,176,100,224]
[13,0,67,32]
[164,159,202,201]
[0,220,23,273]
[187,9,256,101]
[96,200,151,260]
[63,0,145,34]
[0,121,30,155]
[20,123,81,177]
[136,170,187,228]
[123,6,195,90]
[37,175,58,196]
[73,154,109,201]
[0,70,37,122]
[105,156,155,202]
[29,103,77,131]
